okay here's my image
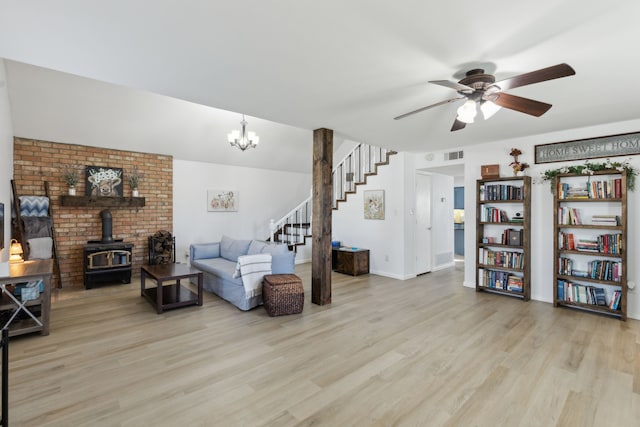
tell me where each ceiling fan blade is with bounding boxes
[394,97,465,120]
[491,63,575,91]
[429,80,474,93]
[492,92,552,117]
[451,118,466,132]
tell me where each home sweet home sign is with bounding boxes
[535,131,640,164]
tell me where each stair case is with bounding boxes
[270,143,396,250]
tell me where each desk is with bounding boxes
[332,248,370,276]
[141,264,203,314]
[0,259,53,337]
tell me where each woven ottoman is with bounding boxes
[262,274,304,316]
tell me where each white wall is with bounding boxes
[173,159,311,263]
[0,60,13,261]
[333,152,411,279]
[462,119,640,320]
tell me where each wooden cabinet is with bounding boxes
[332,248,369,276]
[553,170,627,320]
[0,259,52,337]
[475,176,531,300]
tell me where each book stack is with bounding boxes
[558,207,583,225]
[557,280,610,307]
[478,248,524,269]
[558,257,573,275]
[558,232,576,250]
[478,268,511,290]
[576,238,599,252]
[591,215,620,226]
[558,183,589,199]
[588,178,622,199]
[501,228,522,246]
[506,276,523,293]
[597,233,622,254]
[609,290,622,310]
[479,184,523,201]
[480,206,509,223]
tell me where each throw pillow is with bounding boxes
[27,237,53,259]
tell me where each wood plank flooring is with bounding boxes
[5,262,640,426]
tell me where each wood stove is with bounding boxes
[83,241,134,289]
[83,209,134,289]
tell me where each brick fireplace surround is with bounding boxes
[13,137,173,287]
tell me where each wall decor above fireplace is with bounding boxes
[85,166,124,197]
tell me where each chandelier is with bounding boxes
[227,114,259,151]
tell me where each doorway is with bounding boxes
[415,173,432,275]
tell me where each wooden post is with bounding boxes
[312,128,333,305]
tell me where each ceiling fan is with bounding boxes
[394,63,576,131]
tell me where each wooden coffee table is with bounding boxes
[141,264,203,314]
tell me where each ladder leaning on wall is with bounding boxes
[11,180,63,288]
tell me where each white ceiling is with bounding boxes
[1,1,639,174]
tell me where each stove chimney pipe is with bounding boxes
[100,209,114,243]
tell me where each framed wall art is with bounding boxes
[85,166,124,197]
[207,190,238,212]
[364,190,385,220]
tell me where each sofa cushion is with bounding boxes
[220,235,252,262]
[247,240,267,255]
[248,240,289,255]
[191,242,220,260]
[191,258,243,286]
[272,251,296,274]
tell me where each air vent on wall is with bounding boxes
[444,150,464,161]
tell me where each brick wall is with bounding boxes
[13,137,173,287]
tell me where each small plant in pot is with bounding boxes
[128,167,143,197]
[62,165,82,195]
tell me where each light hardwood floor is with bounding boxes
[6,262,640,426]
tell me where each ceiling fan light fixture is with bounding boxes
[480,100,501,120]
[456,99,477,124]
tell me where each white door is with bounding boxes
[415,173,432,274]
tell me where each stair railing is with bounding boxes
[269,143,395,246]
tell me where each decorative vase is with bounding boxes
[132,188,139,197]
[516,171,525,177]
[68,186,76,196]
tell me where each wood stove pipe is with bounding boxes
[100,209,114,243]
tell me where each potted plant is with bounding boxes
[128,167,143,197]
[62,165,82,195]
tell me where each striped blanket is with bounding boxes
[232,254,272,298]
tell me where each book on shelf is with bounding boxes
[507,276,523,293]
[558,280,618,308]
[558,207,583,225]
[591,215,620,226]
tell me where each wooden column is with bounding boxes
[312,128,333,305]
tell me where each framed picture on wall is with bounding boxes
[85,166,124,197]
[207,190,238,212]
[364,190,385,220]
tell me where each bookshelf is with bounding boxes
[553,170,627,320]
[476,176,531,301]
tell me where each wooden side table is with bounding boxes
[141,264,203,314]
[332,248,369,276]
[0,259,52,337]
